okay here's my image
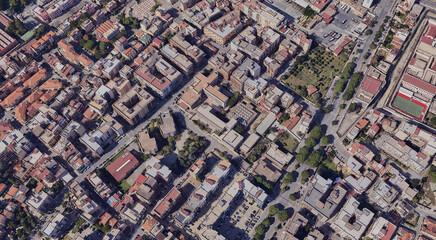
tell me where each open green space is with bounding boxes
[283,45,351,101]
[276,132,298,153]
[392,96,424,118]
[120,180,131,192]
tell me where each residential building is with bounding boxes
[366,217,397,240]
[94,19,125,42]
[153,188,181,219]
[160,44,194,75]
[332,197,374,240]
[135,54,183,98]
[265,143,293,168]
[175,159,231,227]
[240,0,285,29]
[304,174,347,220]
[244,77,267,101]
[253,159,281,183]
[113,86,155,125]
[138,130,158,155]
[204,11,243,45]
[159,113,177,138]
[42,213,69,239]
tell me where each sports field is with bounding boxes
[392,94,425,119]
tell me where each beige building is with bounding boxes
[113,86,155,125]
[203,11,243,45]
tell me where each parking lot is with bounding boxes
[312,3,362,49]
[215,195,263,240]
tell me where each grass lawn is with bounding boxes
[120,180,131,192]
[283,45,351,100]
[276,132,298,153]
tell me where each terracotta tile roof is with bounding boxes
[25,89,44,103]
[0,121,13,132]
[40,79,63,90]
[108,217,117,227]
[100,212,112,225]
[1,86,24,108]
[40,90,58,103]
[356,119,369,129]
[307,84,318,95]
[14,101,29,123]
[23,68,47,89]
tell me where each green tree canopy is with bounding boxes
[305,137,317,148]
[321,136,330,145]
[301,170,310,182]
[255,224,265,235]
[307,150,322,168]
[262,218,271,227]
[310,126,322,140]
[269,205,279,216]
[278,210,289,222]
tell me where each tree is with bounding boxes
[283,172,295,184]
[253,233,262,240]
[234,124,244,134]
[339,104,345,109]
[369,43,376,50]
[365,29,372,35]
[269,205,279,216]
[299,146,309,157]
[303,6,315,18]
[348,103,357,112]
[363,52,371,60]
[0,0,6,10]
[227,92,240,108]
[321,136,330,145]
[6,19,27,37]
[50,180,64,195]
[255,224,265,235]
[428,165,436,182]
[289,193,297,201]
[262,218,271,227]
[430,117,436,126]
[26,178,38,189]
[84,40,95,51]
[279,112,290,124]
[301,170,310,182]
[307,150,322,168]
[305,136,317,148]
[295,153,306,163]
[9,0,19,9]
[278,210,289,222]
[34,25,47,39]
[99,41,108,51]
[310,126,322,140]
